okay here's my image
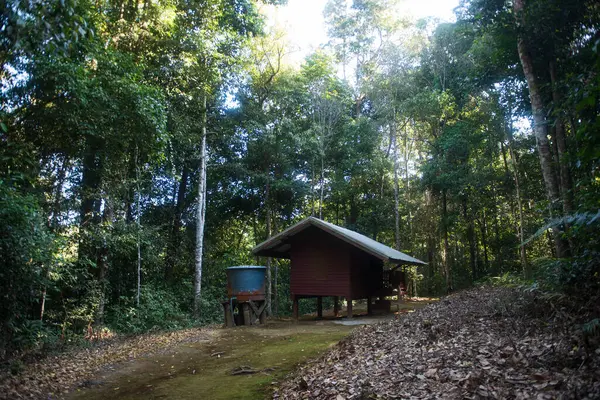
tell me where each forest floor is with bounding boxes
[276,287,600,399]
[0,299,432,400]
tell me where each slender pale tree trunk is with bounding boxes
[264,177,272,316]
[311,162,316,217]
[514,0,568,258]
[391,121,401,250]
[549,61,574,216]
[425,189,435,291]
[135,145,141,307]
[319,149,325,219]
[404,129,412,249]
[193,94,208,319]
[441,189,451,293]
[96,197,112,325]
[506,110,529,276]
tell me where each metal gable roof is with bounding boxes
[252,217,427,265]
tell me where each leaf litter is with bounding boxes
[275,287,600,399]
[0,327,216,399]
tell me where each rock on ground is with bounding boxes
[275,287,600,399]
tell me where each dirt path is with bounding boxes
[66,320,354,400]
[63,300,435,400]
[0,299,433,400]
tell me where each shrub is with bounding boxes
[107,285,193,334]
[0,183,54,355]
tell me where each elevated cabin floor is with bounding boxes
[296,296,437,321]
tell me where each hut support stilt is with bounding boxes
[292,295,299,321]
[317,296,323,319]
[347,298,353,319]
[333,296,340,317]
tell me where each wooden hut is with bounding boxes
[252,217,426,319]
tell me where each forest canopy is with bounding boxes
[0,0,599,356]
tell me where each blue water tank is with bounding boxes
[226,266,266,301]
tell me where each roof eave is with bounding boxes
[251,218,312,255]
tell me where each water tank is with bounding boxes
[226,266,266,301]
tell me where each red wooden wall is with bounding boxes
[289,226,383,299]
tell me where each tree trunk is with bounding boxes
[135,146,142,307]
[311,162,316,217]
[42,156,69,321]
[392,122,401,250]
[425,189,435,291]
[404,128,413,251]
[165,166,188,280]
[264,177,272,317]
[462,196,477,282]
[319,152,324,219]
[479,210,489,273]
[79,140,102,233]
[549,61,574,216]
[514,0,569,258]
[506,113,529,276]
[274,261,278,317]
[193,94,208,319]
[95,197,112,325]
[441,189,451,293]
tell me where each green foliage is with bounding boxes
[107,285,193,334]
[0,182,55,352]
[478,272,529,288]
[527,212,600,296]
[1,0,599,360]
[582,318,600,337]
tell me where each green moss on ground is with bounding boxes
[69,322,353,400]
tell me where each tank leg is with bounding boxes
[259,300,267,325]
[367,296,373,316]
[242,303,251,326]
[223,301,234,328]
